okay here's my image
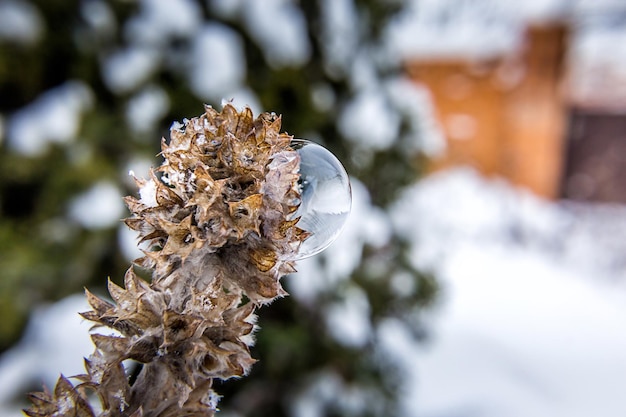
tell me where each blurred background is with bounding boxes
[1,0,626,416]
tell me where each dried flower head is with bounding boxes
[25,104,310,417]
[126,103,306,302]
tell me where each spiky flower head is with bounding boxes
[25,104,310,417]
[125,103,306,302]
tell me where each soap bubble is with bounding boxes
[290,139,352,259]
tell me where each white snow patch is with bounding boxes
[385,0,523,61]
[138,178,158,208]
[406,245,626,417]
[0,295,93,414]
[348,50,379,92]
[566,22,626,107]
[241,0,311,67]
[118,224,144,262]
[189,23,246,100]
[0,0,43,44]
[501,0,570,22]
[325,286,372,348]
[290,370,382,417]
[383,0,574,62]
[102,46,160,94]
[318,0,359,75]
[125,0,201,45]
[384,168,626,417]
[573,0,626,14]
[386,77,446,156]
[338,88,400,151]
[290,371,344,417]
[68,181,125,229]
[126,85,170,134]
[7,81,93,157]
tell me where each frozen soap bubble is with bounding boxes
[290,139,352,259]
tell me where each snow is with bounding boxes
[511,0,570,21]
[189,23,247,101]
[566,19,626,109]
[325,285,372,348]
[338,88,400,151]
[7,81,93,157]
[241,0,311,68]
[0,295,93,416]
[386,168,626,417]
[138,177,158,208]
[318,0,359,75]
[406,247,626,417]
[391,168,626,278]
[289,370,384,417]
[573,0,626,14]
[124,0,201,45]
[102,46,160,94]
[570,25,626,67]
[118,224,144,262]
[68,181,126,230]
[385,0,524,61]
[407,247,626,416]
[291,168,626,417]
[290,371,347,417]
[126,85,170,134]
[0,0,43,44]
[385,77,446,157]
[384,0,574,61]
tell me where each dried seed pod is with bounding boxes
[125,104,306,295]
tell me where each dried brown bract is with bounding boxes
[25,104,307,417]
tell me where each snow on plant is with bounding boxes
[24,104,351,417]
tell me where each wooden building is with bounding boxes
[408,14,626,204]
[407,24,569,199]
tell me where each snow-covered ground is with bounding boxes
[389,169,626,417]
[3,168,626,416]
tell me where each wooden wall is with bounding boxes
[407,25,569,199]
[562,111,626,203]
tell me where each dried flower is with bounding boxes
[25,104,309,417]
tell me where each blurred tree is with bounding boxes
[0,0,437,415]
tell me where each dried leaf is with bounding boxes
[248,246,277,272]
